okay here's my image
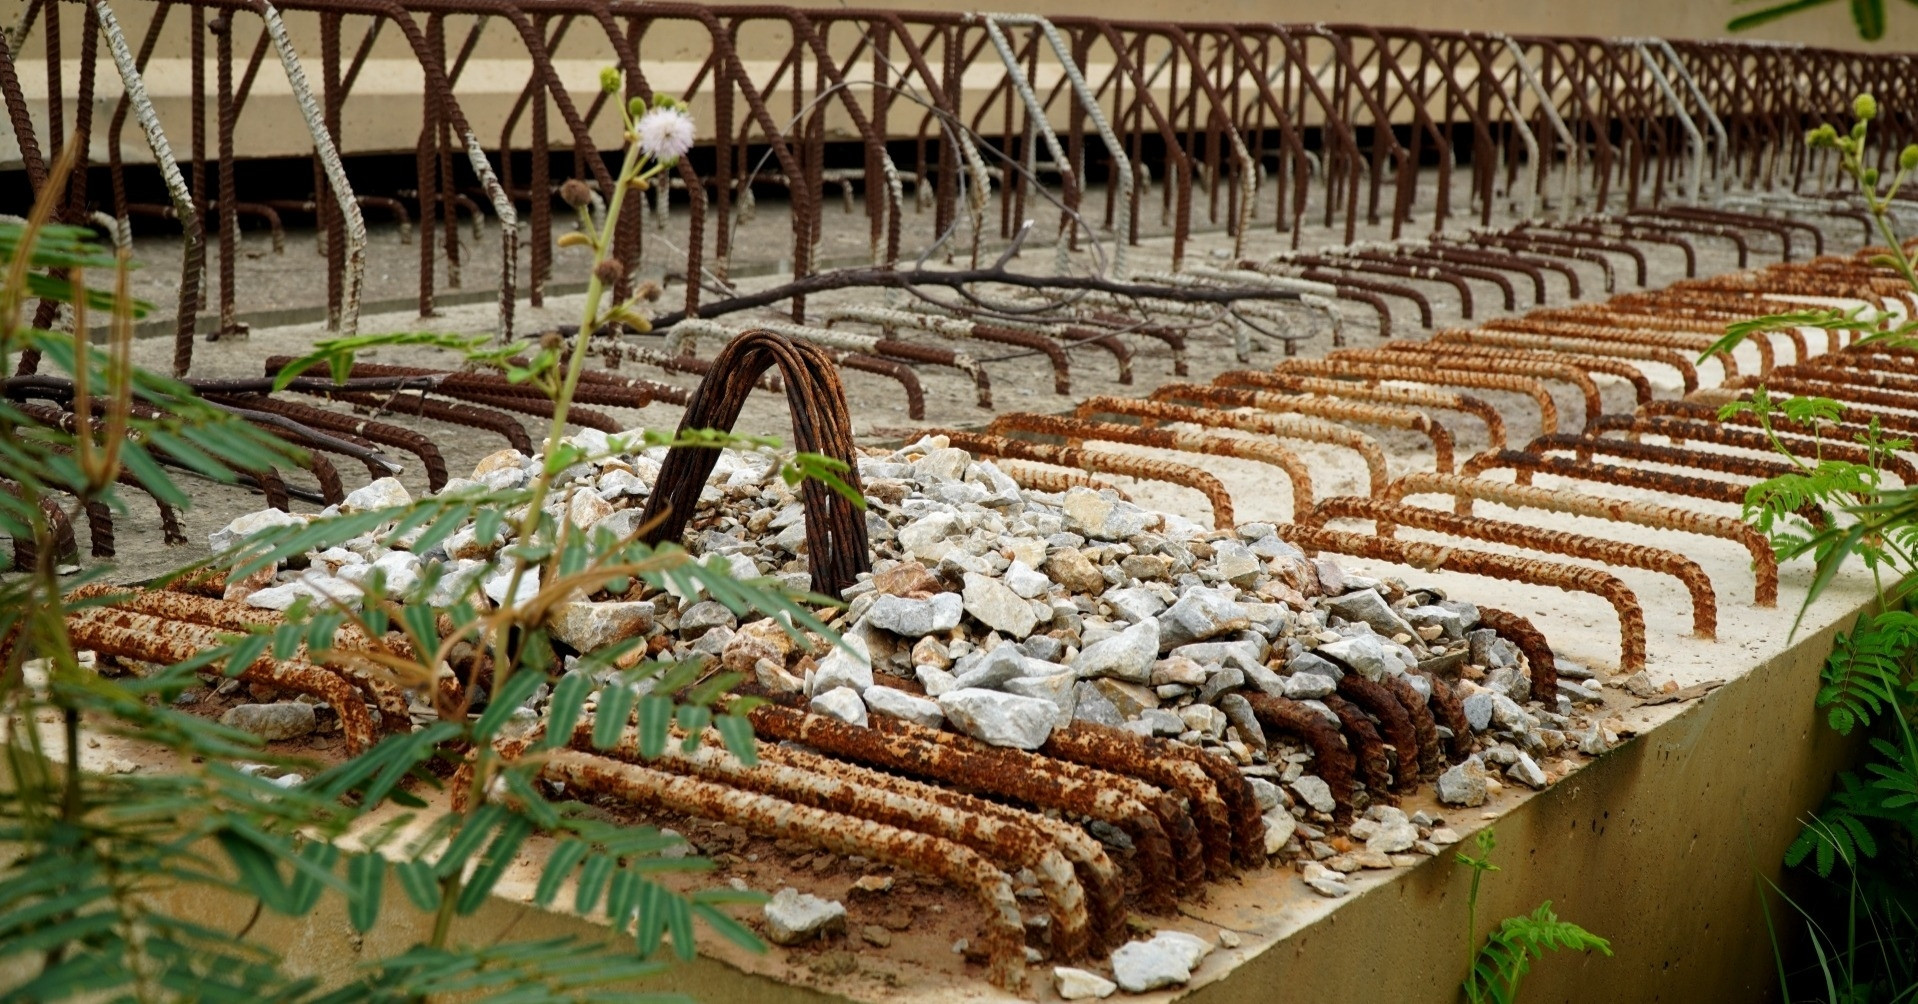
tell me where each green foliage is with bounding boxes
[1730,0,1897,41]
[1709,95,1918,1004]
[1457,829,1611,1004]
[1817,612,1918,735]
[1465,904,1615,1004]
[3,94,835,1004]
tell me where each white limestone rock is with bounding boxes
[937,688,1057,749]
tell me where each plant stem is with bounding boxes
[468,128,651,819]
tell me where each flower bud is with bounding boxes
[1864,167,1881,187]
[1855,93,1878,122]
[559,179,593,209]
[1901,145,1918,171]
[628,96,650,121]
[600,66,622,95]
[594,258,626,286]
[539,331,565,352]
[634,279,662,302]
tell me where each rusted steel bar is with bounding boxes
[1523,432,1800,487]
[544,748,1028,992]
[1387,470,1778,606]
[207,392,448,492]
[1309,496,1717,638]
[66,605,375,752]
[1422,671,1475,760]
[1075,396,1389,497]
[1242,692,1357,822]
[986,412,1311,517]
[1378,342,1654,408]
[640,331,868,597]
[865,713,1207,888]
[1484,315,1748,378]
[1329,349,1604,431]
[1211,371,1508,453]
[1592,413,1917,486]
[1477,606,1559,703]
[942,430,1236,529]
[1434,328,1700,394]
[1272,359,1560,437]
[1277,523,1645,673]
[1149,383,1456,474]
[1041,721,1254,876]
[67,584,410,728]
[747,703,1184,911]
[1321,692,1395,802]
[585,724,1094,959]
[1382,672,1443,777]
[744,727,1127,951]
[1336,674,1422,792]
[993,461,1131,500]
[1464,450,1756,510]
[316,389,534,454]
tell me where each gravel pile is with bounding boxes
[211,431,1617,876]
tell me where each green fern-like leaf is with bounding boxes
[1817,612,1918,734]
[1465,903,1612,1004]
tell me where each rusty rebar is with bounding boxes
[1277,523,1645,673]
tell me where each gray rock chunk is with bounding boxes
[1110,935,1197,993]
[547,600,655,653]
[962,572,1039,638]
[862,686,945,728]
[951,644,1028,690]
[1437,759,1490,807]
[1366,817,1419,854]
[1173,639,1267,674]
[1462,690,1495,732]
[1197,666,1246,703]
[1404,604,1466,641]
[1071,681,1126,727]
[1490,693,1535,732]
[937,688,1058,749]
[209,508,305,554]
[1242,661,1288,696]
[1211,539,1263,586]
[763,887,847,945]
[1053,966,1118,1000]
[1216,693,1267,749]
[1157,591,1250,651]
[342,476,412,512]
[1072,617,1159,683]
[1508,752,1549,789]
[1246,775,1284,811]
[1314,634,1394,681]
[1284,671,1337,700]
[1325,589,1417,639]
[1002,671,1078,729]
[813,632,875,694]
[810,687,869,727]
[1290,775,1336,814]
[220,702,317,741]
[1002,559,1051,599]
[1139,708,1186,736]
[866,592,964,638]
[1060,487,1158,541]
[1104,586,1167,623]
